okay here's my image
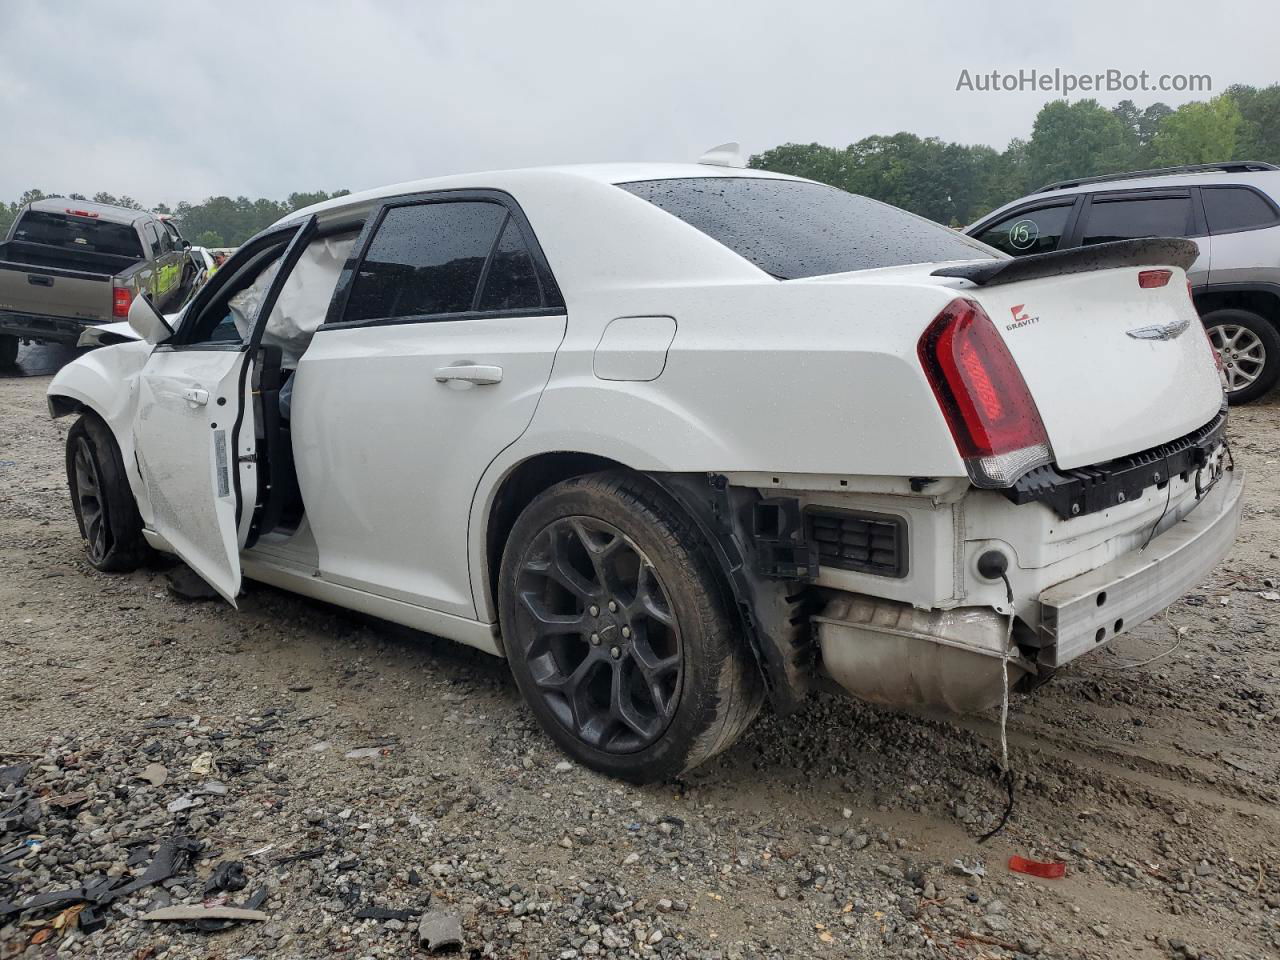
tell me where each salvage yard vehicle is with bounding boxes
[0,199,190,366]
[47,159,1241,782]
[966,161,1280,404]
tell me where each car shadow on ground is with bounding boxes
[229,570,996,800]
[0,341,83,378]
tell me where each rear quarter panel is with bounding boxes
[468,276,969,619]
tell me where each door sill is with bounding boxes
[241,555,502,656]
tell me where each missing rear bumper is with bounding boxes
[1037,463,1243,667]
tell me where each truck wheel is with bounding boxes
[1204,309,1280,405]
[0,335,18,368]
[66,413,150,572]
[499,471,763,783]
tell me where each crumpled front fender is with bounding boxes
[47,340,153,525]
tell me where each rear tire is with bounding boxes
[1203,308,1280,405]
[498,471,763,783]
[0,335,18,368]
[66,413,150,572]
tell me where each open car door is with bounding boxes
[131,216,318,603]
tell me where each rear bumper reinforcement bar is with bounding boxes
[1037,463,1243,667]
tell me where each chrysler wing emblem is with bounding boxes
[1125,317,1191,341]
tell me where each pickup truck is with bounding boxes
[0,198,191,366]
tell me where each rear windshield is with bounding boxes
[619,177,994,279]
[12,210,144,258]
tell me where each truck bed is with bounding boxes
[0,239,141,279]
[0,240,145,331]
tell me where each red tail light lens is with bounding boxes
[918,298,1052,488]
[112,286,134,318]
[1138,269,1172,288]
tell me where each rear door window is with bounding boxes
[12,210,144,258]
[972,203,1074,257]
[619,177,992,279]
[1202,186,1279,234]
[1080,195,1193,245]
[343,201,508,322]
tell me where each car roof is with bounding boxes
[280,162,804,225]
[971,169,1280,229]
[26,197,150,226]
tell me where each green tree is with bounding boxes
[194,230,225,248]
[1151,95,1242,166]
[1226,84,1280,163]
[752,135,1002,224]
[91,192,143,210]
[1025,99,1135,188]
[1111,100,1171,167]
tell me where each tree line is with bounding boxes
[751,85,1280,225]
[2,84,1279,243]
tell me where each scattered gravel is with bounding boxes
[3,363,1280,958]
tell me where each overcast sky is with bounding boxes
[1,0,1276,206]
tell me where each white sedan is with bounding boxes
[48,156,1241,781]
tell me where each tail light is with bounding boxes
[112,286,134,318]
[918,297,1052,488]
[1138,269,1172,288]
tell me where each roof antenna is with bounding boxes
[698,142,746,168]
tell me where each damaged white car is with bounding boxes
[48,160,1242,782]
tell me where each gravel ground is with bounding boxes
[2,361,1279,960]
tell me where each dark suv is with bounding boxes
[967,161,1280,404]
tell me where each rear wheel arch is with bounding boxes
[496,468,764,780]
[484,455,812,713]
[484,452,630,624]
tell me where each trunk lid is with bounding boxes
[964,264,1222,469]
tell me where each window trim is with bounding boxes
[969,197,1083,256]
[1197,183,1280,237]
[161,217,365,353]
[321,188,564,332]
[1070,187,1203,246]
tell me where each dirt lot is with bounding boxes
[2,355,1279,960]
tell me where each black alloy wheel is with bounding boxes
[512,516,683,754]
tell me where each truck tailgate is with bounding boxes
[0,260,113,323]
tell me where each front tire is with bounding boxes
[498,471,762,783]
[1203,309,1280,405]
[66,413,150,571]
[0,335,18,368]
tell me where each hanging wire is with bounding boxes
[978,571,1017,844]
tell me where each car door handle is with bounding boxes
[182,388,209,406]
[433,364,503,385]
[27,274,53,287]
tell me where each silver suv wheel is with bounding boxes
[1201,308,1280,405]
[1207,322,1266,393]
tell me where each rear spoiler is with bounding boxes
[932,238,1199,288]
